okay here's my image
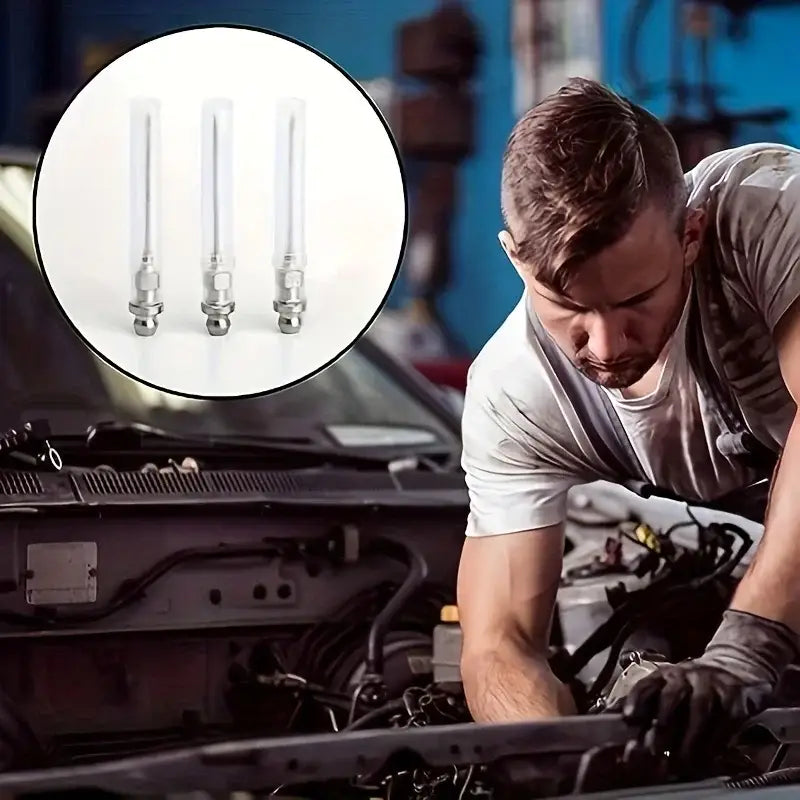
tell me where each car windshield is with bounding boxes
[0,158,458,451]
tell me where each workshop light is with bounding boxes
[273,97,307,334]
[128,97,164,336]
[200,97,236,336]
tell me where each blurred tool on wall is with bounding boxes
[371,1,480,385]
[511,0,602,116]
[624,0,793,168]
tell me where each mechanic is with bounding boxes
[457,77,800,762]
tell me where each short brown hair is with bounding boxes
[501,78,687,293]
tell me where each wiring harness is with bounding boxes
[558,506,753,708]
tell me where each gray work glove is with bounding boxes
[622,609,799,765]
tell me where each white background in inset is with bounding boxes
[34,26,406,398]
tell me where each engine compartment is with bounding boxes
[0,458,796,798]
[0,482,463,759]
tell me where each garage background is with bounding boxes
[0,0,797,374]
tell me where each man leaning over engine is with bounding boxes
[457,77,800,763]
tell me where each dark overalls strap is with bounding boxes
[682,274,779,523]
[685,273,780,478]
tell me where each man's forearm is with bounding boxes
[731,411,800,631]
[461,642,576,723]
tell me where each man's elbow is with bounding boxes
[459,645,491,691]
[459,627,547,687]
[459,644,503,711]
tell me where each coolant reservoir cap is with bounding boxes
[440,605,460,623]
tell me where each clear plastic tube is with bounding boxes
[273,97,307,334]
[273,97,306,265]
[200,98,236,335]
[128,97,163,336]
[201,98,234,263]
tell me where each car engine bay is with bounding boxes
[0,426,798,798]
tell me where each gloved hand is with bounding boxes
[621,609,799,766]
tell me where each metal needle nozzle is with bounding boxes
[130,103,163,336]
[201,100,235,336]
[273,98,307,334]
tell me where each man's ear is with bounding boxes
[682,206,707,266]
[498,231,527,280]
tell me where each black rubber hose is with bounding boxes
[564,574,678,679]
[364,537,429,677]
[586,619,640,703]
[342,698,406,731]
[290,582,448,689]
[725,767,800,789]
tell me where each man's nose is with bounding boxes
[587,312,628,363]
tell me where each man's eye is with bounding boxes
[617,293,653,308]
[552,298,586,312]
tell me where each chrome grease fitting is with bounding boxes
[274,254,307,334]
[201,98,235,335]
[129,254,163,337]
[129,99,163,335]
[201,253,235,336]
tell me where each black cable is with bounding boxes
[587,619,640,702]
[565,521,751,683]
[330,537,431,727]
[685,504,703,527]
[585,525,752,701]
[343,698,406,731]
[586,577,717,701]
[291,584,387,673]
[564,568,683,678]
[347,682,369,727]
[664,520,697,537]
[289,582,449,690]
[698,523,751,582]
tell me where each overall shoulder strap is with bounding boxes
[686,269,779,475]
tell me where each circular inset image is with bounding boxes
[33,25,407,399]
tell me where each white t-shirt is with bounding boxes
[602,283,753,502]
[462,143,800,537]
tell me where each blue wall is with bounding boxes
[55,0,516,355]
[603,1,798,146]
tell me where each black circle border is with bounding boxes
[31,22,410,402]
